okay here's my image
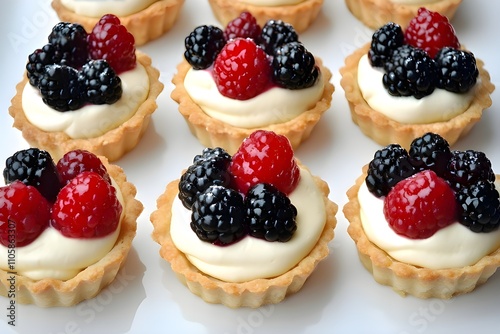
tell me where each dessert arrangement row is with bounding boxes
[0,0,499,310]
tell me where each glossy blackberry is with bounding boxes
[383,44,438,99]
[223,11,261,41]
[37,64,86,111]
[435,47,479,94]
[368,22,404,68]
[3,148,62,203]
[245,183,297,242]
[193,147,231,165]
[191,185,246,245]
[408,132,452,177]
[48,22,88,68]
[366,144,417,197]
[178,150,232,210]
[259,20,298,55]
[79,59,122,105]
[26,43,60,87]
[272,41,319,89]
[446,150,495,192]
[456,181,500,233]
[184,25,225,70]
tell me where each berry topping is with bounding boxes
[56,149,111,185]
[456,181,500,233]
[224,11,261,41]
[408,132,452,177]
[37,64,86,111]
[88,14,136,74]
[446,150,495,192]
[26,43,61,87]
[366,144,417,197]
[213,38,272,100]
[79,59,122,105]
[51,171,122,238]
[383,44,438,99]
[3,148,62,203]
[259,19,299,54]
[368,22,405,68]
[404,7,460,58]
[384,170,457,239]
[190,185,246,245]
[245,183,297,242]
[229,130,300,195]
[0,181,50,247]
[184,25,225,70]
[48,22,89,68]
[435,47,479,93]
[272,41,319,90]
[178,147,232,209]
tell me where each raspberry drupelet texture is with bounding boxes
[224,11,261,41]
[56,149,112,185]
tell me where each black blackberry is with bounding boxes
[245,183,297,242]
[446,150,495,192]
[79,60,122,105]
[26,43,60,87]
[37,64,86,111]
[272,41,319,90]
[48,22,88,68]
[435,47,479,94]
[383,44,438,99]
[259,20,298,55]
[184,25,225,70]
[191,185,246,245]
[366,144,417,197]
[368,22,404,68]
[408,132,453,177]
[178,148,232,209]
[3,148,62,202]
[456,181,500,233]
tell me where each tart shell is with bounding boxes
[51,0,185,46]
[150,168,338,308]
[339,43,495,149]
[9,51,164,162]
[0,157,143,307]
[343,166,500,298]
[171,57,334,155]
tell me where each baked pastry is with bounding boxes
[172,12,334,154]
[151,130,337,307]
[343,132,500,298]
[51,0,185,45]
[340,8,494,149]
[0,148,142,307]
[9,15,164,162]
[207,0,324,33]
[345,0,462,29]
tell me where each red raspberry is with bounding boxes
[51,172,122,238]
[223,11,261,41]
[56,149,111,185]
[0,181,50,247]
[229,130,300,195]
[404,8,460,58]
[383,169,457,239]
[213,38,272,100]
[87,14,136,74]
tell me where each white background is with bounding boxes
[1,0,499,333]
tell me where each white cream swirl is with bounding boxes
[358,181,500,269]
[170,167,326,282]
[60,0,158,17]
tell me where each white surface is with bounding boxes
[0,1,499,333]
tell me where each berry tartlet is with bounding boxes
[345,0,462,29]
[0,148,142,307]
[207,0,324,33]
[171,12,334,154]
[51,0,185,45]
[150,130,337,307]
[343,132,500,298]
[340,8,494,149]
[9,15,164,162]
